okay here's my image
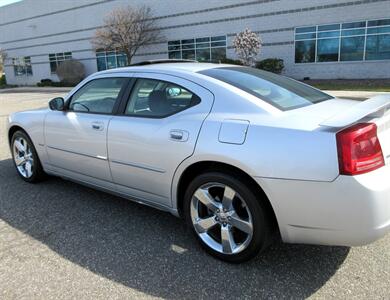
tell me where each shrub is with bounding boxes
[56,59,85,85]
[219,58,244,65]
[255,58,284,74]
[41,78,52,84]
[0,74,6,86]
[37,79,74,87]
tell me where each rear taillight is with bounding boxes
[336,123,385,175]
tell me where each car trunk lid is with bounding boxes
[320,95,390,128]
[320,95,390,166]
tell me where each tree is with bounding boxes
[0,48,7,74]
[233,28,262,66]
[56,59,85,85]
[92,5,162,65]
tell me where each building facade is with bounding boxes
[0,0,389,85]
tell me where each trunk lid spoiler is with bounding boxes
[320,95,390,128]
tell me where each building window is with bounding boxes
[49,52,72,73]
[295,18,390,63]
[96,50,128,71]
[12,56,32,76]
[168,35,227,62]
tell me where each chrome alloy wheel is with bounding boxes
[13,137,34,178]
[190,183,254,255]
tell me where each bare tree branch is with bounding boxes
[91,5,163,65]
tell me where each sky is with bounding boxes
[0,0,22,8]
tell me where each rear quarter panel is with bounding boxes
[186,117,339,181]
[171,85,340,213]
[176,82,340,182]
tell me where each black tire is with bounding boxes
[11,130,46,183]
[184,171,273,263]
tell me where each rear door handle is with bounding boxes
[91,122,104,131]
[170,130,189,142]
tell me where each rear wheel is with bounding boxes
[11,130,45,183]
[184,172,272,263]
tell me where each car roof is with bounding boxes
[97,62,237,75]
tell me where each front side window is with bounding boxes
[69,78,127,114]
[125,78,200,117]
[168,35,227,62]
[199,67,333,111]
[12,56,32,76]
[49,52,72,73]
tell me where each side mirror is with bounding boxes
[49,97,65,111]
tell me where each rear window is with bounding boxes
[198,67,333,111]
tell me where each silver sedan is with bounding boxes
[7,62,390,262]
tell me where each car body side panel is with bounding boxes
[7,109,49,166]
[44,111,113,182]
[256,163,390,246]
[108,73,215,207]
[171,86,341,217]
[176,116,339,182]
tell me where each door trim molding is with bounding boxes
[47,145,108,161]
[110,159,166,173]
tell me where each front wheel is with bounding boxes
[11,130,45,183]
[184,172,273,263]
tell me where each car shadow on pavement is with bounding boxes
[0,158,350,299]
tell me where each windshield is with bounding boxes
[198,67,333,111]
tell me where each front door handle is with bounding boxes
[170,130,189,142]
[91,122,104,131]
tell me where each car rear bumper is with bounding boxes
[256,164,390,246]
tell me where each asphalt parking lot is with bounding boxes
[0,89,389,299]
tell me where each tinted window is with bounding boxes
[295,26,316,34]
[199,67,333,111]
[168,35,227,62]
[317,38,339,62]
[49,52,72,73]
[295,40,316,63]
[340,36,365,61]
[69,78,127,114]
[366,34,390,60]
[295,19,390,63]
[125,78,200,117]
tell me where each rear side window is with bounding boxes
[125,78,200,118]
[69,78,127,114]
[199,67,333,111]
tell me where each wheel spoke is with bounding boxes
[14,140,25,153]
[14,156,25,166]
[222,186,236,211]
[221,225,236,254]
[25,161,32,178]
[194,189,220,213]
[194,216,218,233]
[230,213,253,235]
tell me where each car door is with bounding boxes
[45,76,130,186]
[108,73,214,208]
